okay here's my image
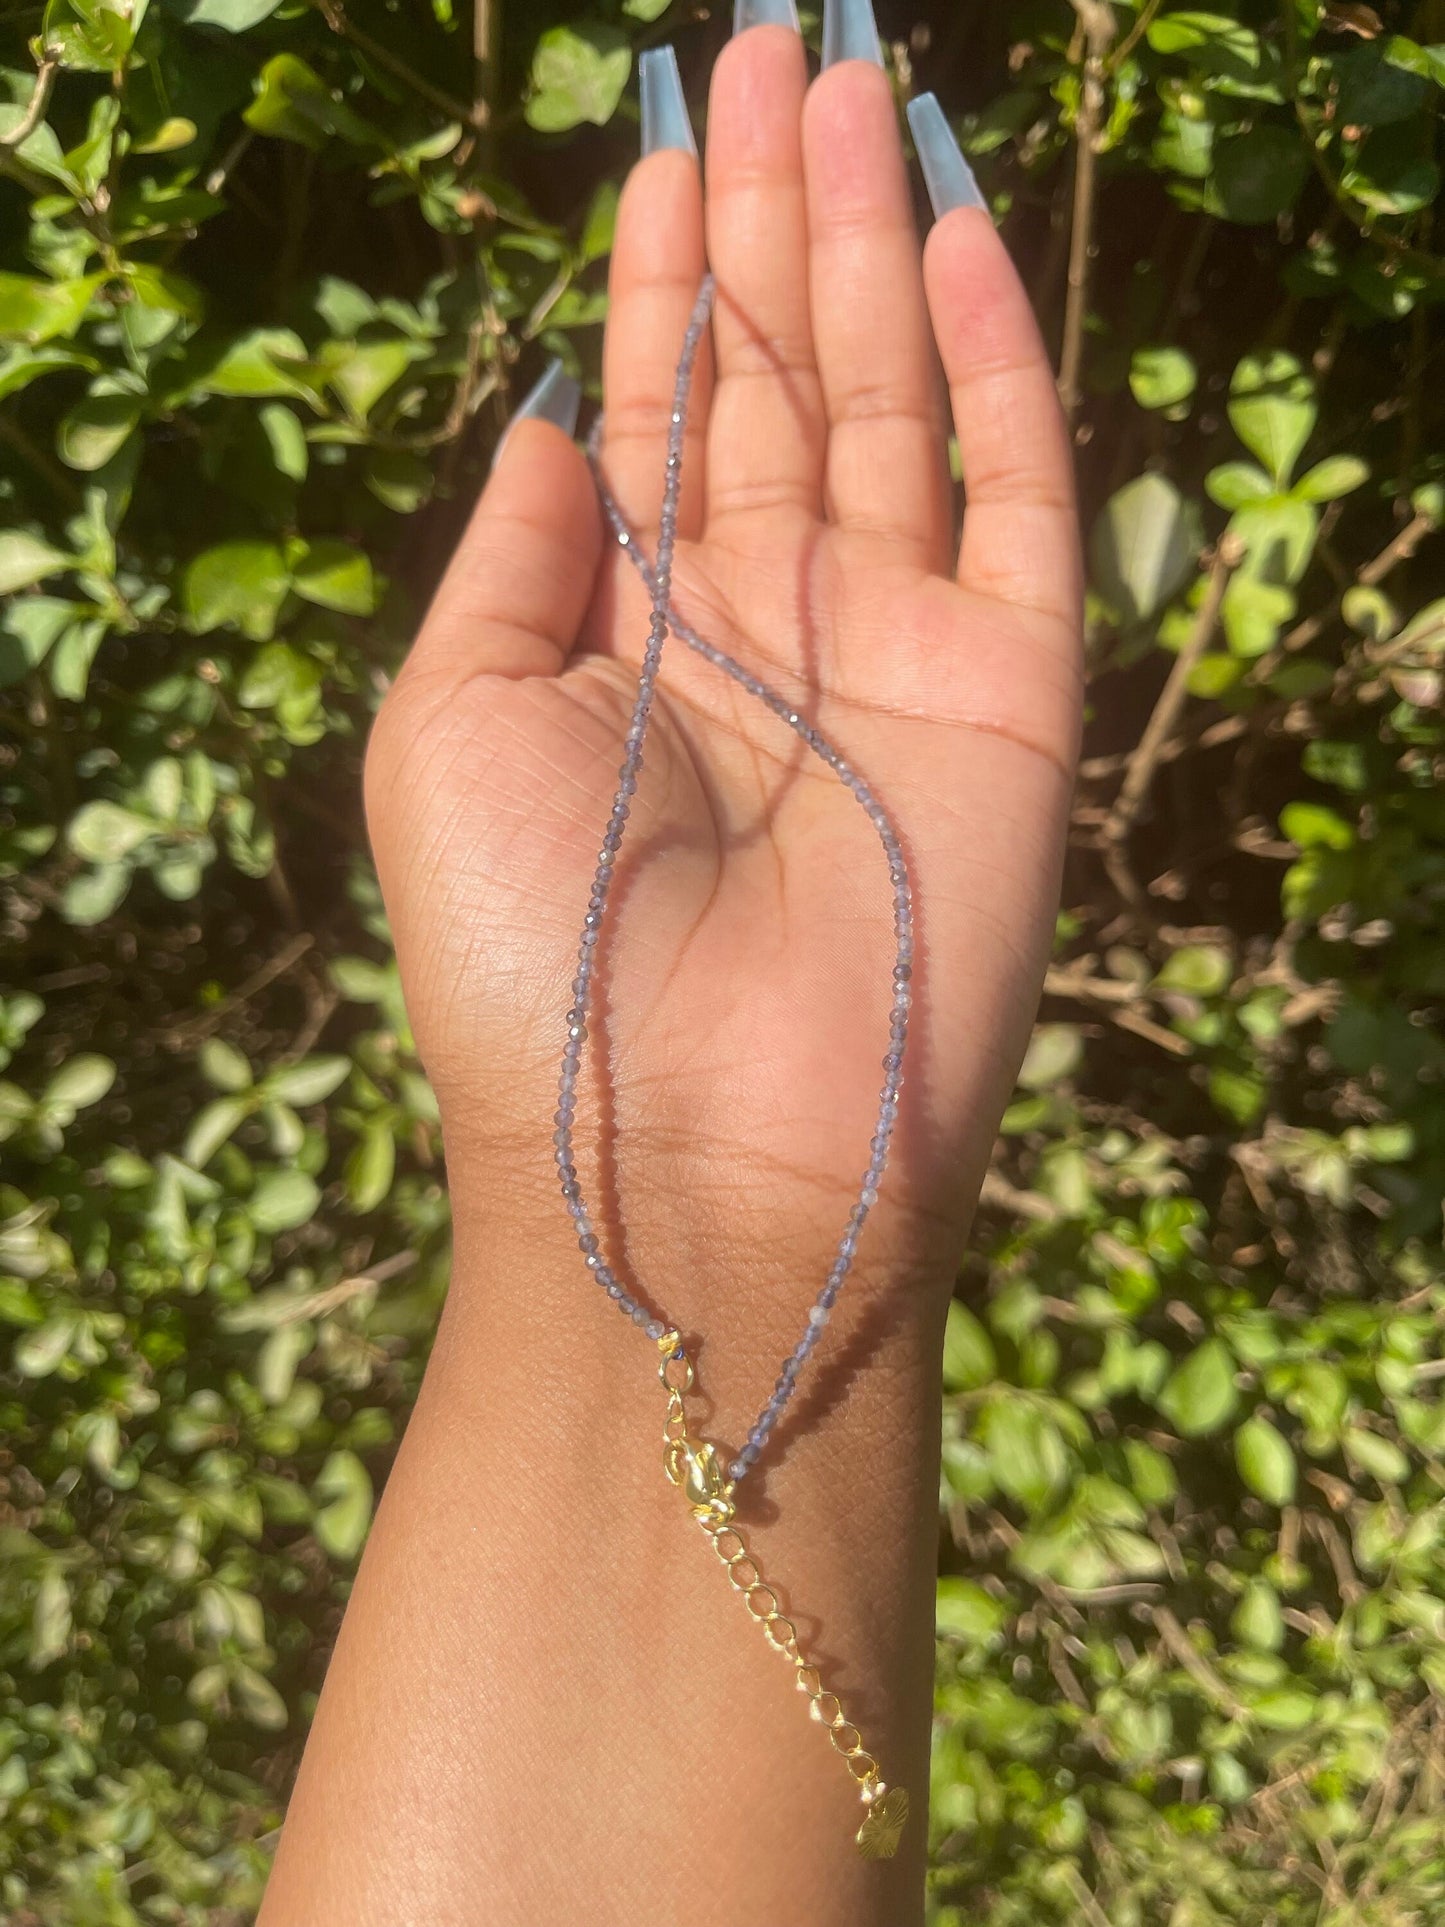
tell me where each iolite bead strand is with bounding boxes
[563,275,914,1489]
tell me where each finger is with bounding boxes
[801,62,951,568]
[399,417,603,695]
[704,24,825,526]
[923,208,1082,637]
[602,139,711,543]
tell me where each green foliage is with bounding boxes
[0,1,1441,1923]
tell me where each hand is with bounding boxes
[365,31,1082,1403]
[267,29,1084,1926]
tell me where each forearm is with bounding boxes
[259,1190,948,1927]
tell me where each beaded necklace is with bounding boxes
[554,277,914,1860]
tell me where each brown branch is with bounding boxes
[316,0,478,129]
[1058,2,1115,420]
[0,52,58,149]
[1152,1606,1250,1719]
[1102,538,1239,909]
[474,0,500,137]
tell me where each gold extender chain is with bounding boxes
[655,1330,910,1861]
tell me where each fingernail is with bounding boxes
[907,93,987,217]
[494,358,580,470]
[640,46,697,157]
[821,0,883,68]
[733,0,801,30]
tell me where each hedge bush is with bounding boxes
[1,1,1442,1921]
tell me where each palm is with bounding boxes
[366,40,1081,1353]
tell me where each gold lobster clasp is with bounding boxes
[658,1330,734,1526]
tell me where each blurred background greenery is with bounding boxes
[1,0,1443,1920]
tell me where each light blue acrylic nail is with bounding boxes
[908,94,987,217]
[733,0,801,31]
[640,46,697,157]
[821,0,883,68]
[494,358,580,469]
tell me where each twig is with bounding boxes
[474,0,500,138]
[1270,506,1438,663]
[1152,1605,1250,1719]
[1102,538,1239,909]
[1058,1,1116,420]
[978,1170,1059,1223]
[165,933,314,1045]
[0,52,58,149]
[316,0,478,129]
[272,1251,419,1324]
[1106,0,1161,71]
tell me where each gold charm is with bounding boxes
[856,1785,910,1860]
[655,1329,908,1859]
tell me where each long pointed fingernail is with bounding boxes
[733,0,801,30]
[640,46,697,157]
[494,358,580,470]
[821,0,883,68]
[907,94,987,217]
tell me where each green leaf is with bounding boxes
[200,1038,253,1091]
[248,1169,320,1234]
[942,1302,997,1392]
[182,327,316,402]
[58,392,141,471]
[1228,352,1315,486]
[1294,455,1369,503]
[245,53,384,152]
[29,1569,71,1669]
[1222,573,1295,657]
[176,0,285,27]
[0,344,98,402]
[325,339,421,420]
[622,0,672,16]
[1157,1340,1238,1437]
[313,1448,373,1559]
[936,1578,1007,1644]
[364,449,433,514]
[0,273,103,345]
[266,1056,349,1105]
[289,540,376,615]
[1213,125,1308,224]
[1017,1023,1083,1090]
[0,531,72,596]
[231,1662,288,1730]
[1231,1579,1284,1651]
[1341,585,1397,641]
[1154,944,1231,997]
[61,863,131,925]
[1129,346,1196,412]
[1228,497,1317,586]
[1343,1427,1410,1486]
[1090,473,1200,626]
[43,1053,116,1113]
[580,180,620,264]
[1280,800,1353,852]
[1205,462,1273,511]
[182,541,290,641]
[184,1097,250,1168]
[1334,43,1431,126]
[526,25,631,133]
[67,800,152,862]
[258,402,308,483]
[345,1122,395,1213]
[981,1401,1068,1512]
[15,1317,76,1378]
[1234,1416,1296,1505]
